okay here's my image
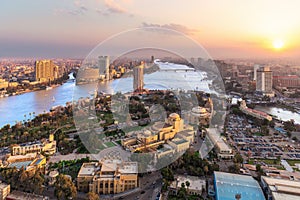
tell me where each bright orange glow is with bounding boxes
[272,39,284,50]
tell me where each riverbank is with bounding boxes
[0,73,71,99]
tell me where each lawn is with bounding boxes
[249,158,280,165]
[105,141,116,148]
[286,159,300,166]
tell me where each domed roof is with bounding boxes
[192,106,207,114]
[143,130,152,136]
[169,113,180,119]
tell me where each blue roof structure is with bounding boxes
[214,171,265,200]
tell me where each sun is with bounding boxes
[272,39,284,50]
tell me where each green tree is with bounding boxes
[86,192,100,200]
[54,174,77,200]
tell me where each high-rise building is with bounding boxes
[35,60,55,82]
[99,56,110,81]
[253,64,261,81]
[133,61,144,92]
[256,66,274,97]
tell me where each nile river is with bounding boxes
[0,61,212,127]
[255,105,300,124]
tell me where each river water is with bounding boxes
[255,105,300,124]
[0,61,212,127]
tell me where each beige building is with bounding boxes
[206,128,233,159]
[240,100,272,121]
[77,159,138,195]
[0,181,10,200]
[11,134,56,156]
[0,79,9,90]
[35,60,55,82]
[261,176,300,200]
[122,113,192,153]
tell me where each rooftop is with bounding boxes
[6,190,48,200]
[214,171,265,200]
[262,176,300,199]
[78,162,99,176]
[170,175,205,191]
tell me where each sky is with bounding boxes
[1,0,300,59]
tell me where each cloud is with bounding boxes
[96,0,132,16]
[105,0,127,13]
[53,0,88,16]
[141,23,200,35]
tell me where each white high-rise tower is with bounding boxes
[99,56,110,81]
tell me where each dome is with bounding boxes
[169,113,180,119]
[143,130,152,136]
[191,106,210,117]
[192,106,207,114]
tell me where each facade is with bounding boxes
[99,56,110,81]
[0,79,9,90]
[35,60,56,82]
[11,134,56,156]
[261,176,300,200]
[240,100,272,121]
[169,175,206,196]
[273,75,300,88]
[0,182,10,200]
[256,66,274,97]
[77,159,138,195]
[206,128,233,159]
[133,62,144,92]
[122,113,194,154]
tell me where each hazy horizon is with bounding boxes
[1,0,300,60]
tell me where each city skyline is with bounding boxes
[1,0,300,59]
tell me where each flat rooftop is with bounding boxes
[262,176,300,199]
[171,138,188,145]
[6,190,48,200]
[78,162,99,176]
[214,171,265,200]
[171,175,205,191]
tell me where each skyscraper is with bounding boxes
[133,61,144,92]
[253,64,261,81]
[98,56,110,81]
[35,60,55,82]
[256,66,274,97]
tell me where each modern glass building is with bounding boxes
[214,171,265,200]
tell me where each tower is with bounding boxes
[256,66,274,97]
[133,61,144,92]
[99,56,110,81]
[35,60,55,82]
[253,64,260,81]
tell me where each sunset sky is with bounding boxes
[1,0,300,59]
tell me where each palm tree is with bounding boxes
[235,193,241,200]
[185,181,190,194]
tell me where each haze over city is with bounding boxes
[1,0,300,59]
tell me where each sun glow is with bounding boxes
[272,39,284,50]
